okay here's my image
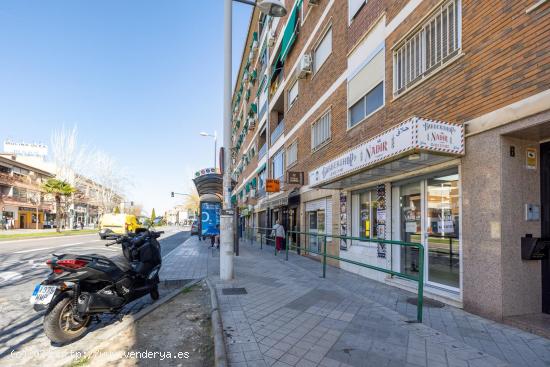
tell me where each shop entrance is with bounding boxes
[542,142,550,314]
[392,168,461,292]
[20,214,25,229]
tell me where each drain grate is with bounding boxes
[222,287,248,295]
[407,297,445,308]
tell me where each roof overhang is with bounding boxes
[193,170,223,198]
[309,117,465,189]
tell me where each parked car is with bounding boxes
[190,220,199,236]
[98,214,142,239]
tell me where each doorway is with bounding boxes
[541,142,550,313]
[20,215,25,229]
[392,168,461,292]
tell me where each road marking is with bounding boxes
[13,240,102,254]
[0,233,99,244]
[0,271,22,283]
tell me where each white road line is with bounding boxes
[0,233,98,244]
[13,240,102,254]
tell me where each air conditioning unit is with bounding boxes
[252,40,259,52]
[249,189,256,198]
[248,116,256,130]
[243,72,249,83]
[309,0,320,5]
[267,30,276,47]
[297,53,313,79]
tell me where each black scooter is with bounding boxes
[30,229,163,344]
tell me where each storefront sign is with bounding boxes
[287,171,304,185]
[266,179,280,192]
[4,141,48,157]
[308,117,464,186]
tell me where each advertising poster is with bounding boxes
[340,192,348,250]
[201,202,221,236]
[376,184,386,258]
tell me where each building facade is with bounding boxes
[0,155,54,229]
[230,0,550,320]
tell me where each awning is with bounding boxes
[193,171,223,198]
[249,103,257,115]
[279,0,302,62]
[256,163,267,174]
[308,117,465,189]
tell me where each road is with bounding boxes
[0,227,190,366]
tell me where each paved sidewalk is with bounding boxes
[206,239,550,367]
[160,235,213,281]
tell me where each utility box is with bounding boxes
[521,235,550,260]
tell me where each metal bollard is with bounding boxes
[322,236,327,279]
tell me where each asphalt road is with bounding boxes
[0,227,190,366]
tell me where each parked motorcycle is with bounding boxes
[30,228,163,344]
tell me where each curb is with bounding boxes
[206,278,228,367]
[60,279,201,367]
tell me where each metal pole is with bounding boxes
[322,236,327,278]
[214,132,217,170]
[417,244,424,323]
[220,0,234,281]
[285,232,289,261]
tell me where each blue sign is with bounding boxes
[201,202,220,236]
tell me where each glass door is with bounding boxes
[399,183,422,279]
[307,211,319,254]
[426,173,460,289]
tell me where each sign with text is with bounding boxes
[308,117,464,186]
[4,141,48,157]
[287,171,304,185]
[265,179,280,193]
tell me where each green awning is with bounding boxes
[235,119,240,128]
[256,163,267,174]
[251,177,257,188]
[249,103,257,115]
[251,69,257,84]
[279,0,302,62]
[245,89,251,101]
[231,195,237,204]
[245,183,251,193]
[256,76,267,96]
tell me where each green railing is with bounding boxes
[242,226,425,323]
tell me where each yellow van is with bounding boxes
[99,214,142,239]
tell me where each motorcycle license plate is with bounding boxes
[29,285,57,305]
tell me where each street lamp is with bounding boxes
[199,131,217,170]
[220,0,287,281]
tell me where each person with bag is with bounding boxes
[272,220,285,252]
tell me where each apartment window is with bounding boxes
[272,149,285,181]
[349,82,384,127]
[393,0,461,95]
[314,27,332,74]
[286,141,298,167]
[288,80,299,108]
[311,110,331,151]
[349,0,366,22]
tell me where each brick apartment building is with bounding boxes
[229,0,550,321]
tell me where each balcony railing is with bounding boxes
[258,143,267,159]
[270,120,284,145]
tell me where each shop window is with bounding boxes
[393,0,461,96]
[354,190,378,240]
[394,169,460,291]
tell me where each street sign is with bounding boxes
[221,209,235,216]
[266,179,280,192]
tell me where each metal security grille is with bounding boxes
[393,0,461,95]
[311,110,331,150]
[222,287,248,295]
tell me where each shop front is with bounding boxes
[308,117,465,303]
[18,206,46,229]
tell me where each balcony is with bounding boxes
[270,120,284,145]
[258,143,267,159]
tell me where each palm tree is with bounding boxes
[150,208,156,225]
[42,179,76,232]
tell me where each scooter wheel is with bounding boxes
[150,286,160,301]
[44,296,90,344]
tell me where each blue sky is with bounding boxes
[0,0,252,214]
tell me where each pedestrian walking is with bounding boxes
[272,220,285,252]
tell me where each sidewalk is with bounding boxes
[205,238,550,367]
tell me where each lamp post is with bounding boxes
[200,131,217,170]
[221,0,287,281]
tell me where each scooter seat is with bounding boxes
[108,254,133,273]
